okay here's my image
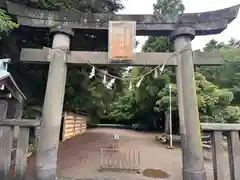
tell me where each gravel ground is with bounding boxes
[25,128,230,180]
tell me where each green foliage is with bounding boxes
[155,84,178,112]
[30,0,123,12]
[200,40,240,106]
[197,39,240,123]
[195,73,234,123]
[220,106,240,123]
[106,0,184,124]
[203,38,240,52]
[154,72,235,123]
[0,9,18,34]
[142,37,173,53]
[106,0,240,125]
[4,0,124,122]
[108,91,137,122]
[153,0,184,15]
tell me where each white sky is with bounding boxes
[118,0,240,51]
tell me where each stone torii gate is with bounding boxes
[4,1,240,180]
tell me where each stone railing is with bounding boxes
[0,119,40,180]
[201,123,240,180]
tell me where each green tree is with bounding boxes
[6,0,123,12]
[154,72,238,123]
[142,0,185,53]
[200,39,240,106]
[2,0,124,122]
[153,0,184,15]
[106,0,185,126]
[130,0,185,124]
[107,1,240,125]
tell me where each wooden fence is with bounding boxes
[0,119,40,180]
[100,148,140,173]
[201,123,240,180]
[61,112,87,142]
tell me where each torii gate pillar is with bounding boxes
[36,26,73,180]
[171,27,206,180]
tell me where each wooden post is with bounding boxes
[14,127,29,180]
[227,131,240,180]
[212,131,225,180]
[171,27,206,180]
[0,100,13,180]
[6,99,23,167]
[36,26,73,180]
[6,99,22,119]
[0,100,8,121]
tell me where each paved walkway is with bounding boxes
[26,128,230,180]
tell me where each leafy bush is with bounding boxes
[0,9,18,33]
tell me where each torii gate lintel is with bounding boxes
[20,48,223,66]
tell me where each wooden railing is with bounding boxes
[0,119,40,180]
[62,112,87,142]
[201,123,240,180]
[100,148,140,173]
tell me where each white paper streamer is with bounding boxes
[136,77,144,88]
[89,67,95,79]
[106,78,116,89]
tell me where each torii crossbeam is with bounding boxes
[20,48,222,66]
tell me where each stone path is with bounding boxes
[26,128,230,180]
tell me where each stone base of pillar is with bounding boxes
[183,169,206,180]
[36,168,56,180]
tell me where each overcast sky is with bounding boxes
[118,0,240,52]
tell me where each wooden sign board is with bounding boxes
[108,21,136,62]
